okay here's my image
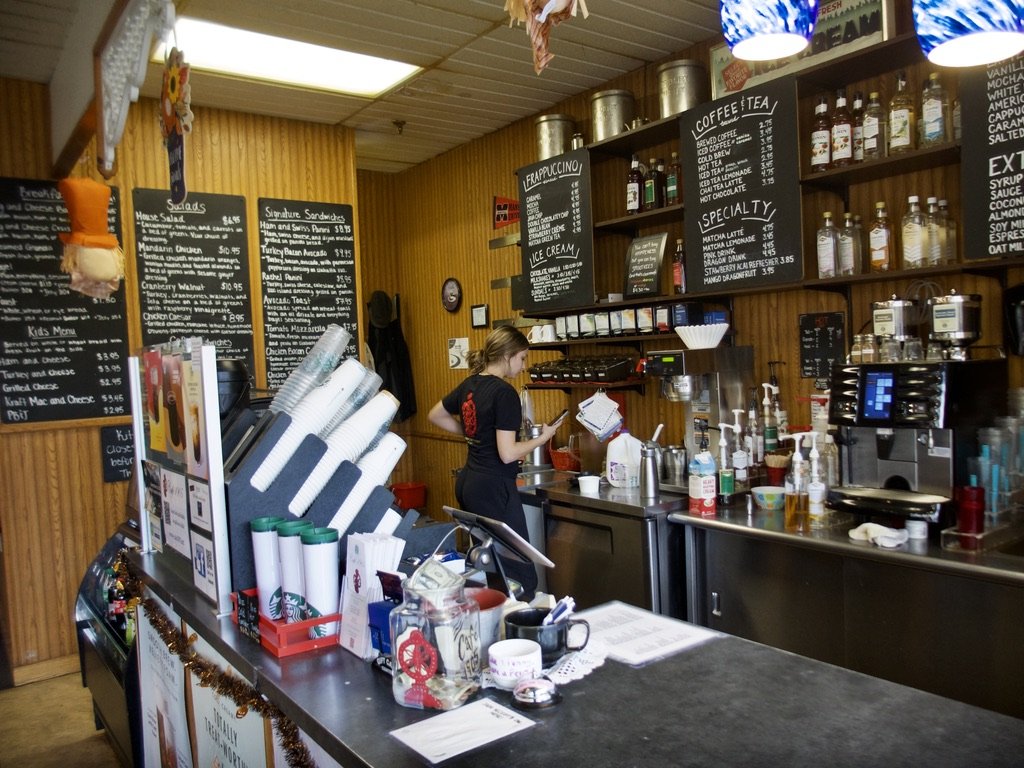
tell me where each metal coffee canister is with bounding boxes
[927,290,982,345]
[590,89,635,142]
[656,59,709,118]
[536,114,575,160]
[871,295,920,341]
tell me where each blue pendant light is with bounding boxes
[720,0,819,61]
[914,0,1024,67]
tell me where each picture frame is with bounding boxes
[471,303,489,328]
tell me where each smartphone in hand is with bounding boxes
[551,408,569,428]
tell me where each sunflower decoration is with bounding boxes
[160,46,193,140]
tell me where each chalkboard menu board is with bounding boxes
[624,233,668,297]
[518,148,594,311]
[133,189,255,374]
[960,54,1024,261]
[101,424,135,482]
[799,312,845,379]
[258,198,358,388]
[0,177,130,424]
[681,78,803,292]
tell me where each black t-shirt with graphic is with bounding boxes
[442,374,521,479]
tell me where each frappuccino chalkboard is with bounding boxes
[518,148,594,311]
[258,198,358,389]
[133,189,255,374]
[0,177,130,424]
[960,54,1024,260]
[681,78,802,291]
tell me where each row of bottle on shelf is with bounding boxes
[815,194,958,278]
[544,300,726,341]
[809,70,961,172]
[625,152,682,215]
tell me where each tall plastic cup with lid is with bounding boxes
[276,520,315,622]
[300,526,340,638]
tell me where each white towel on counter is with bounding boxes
[848,522,910,549]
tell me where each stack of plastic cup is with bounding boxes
[288,391,400,515]
[328,432,407,535]
[320,366,382,437]
[269,324,351,415]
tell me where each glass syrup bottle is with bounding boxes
[642,156,664,211]
[921,72,950,148]
[869,201,894,272]
[626,154,643,215]
[673,237,687,294]
[901,195,927,269]
[810,94,832,173]
[665,151,682,205]
[816,211,839,278]
[925,196,945,266]
[862,91,887,160]
[851,91,865,163]
[889,71,916,155]
[838,211,862,275]
[830,89,853,168]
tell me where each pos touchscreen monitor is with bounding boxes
[859,367,896,425]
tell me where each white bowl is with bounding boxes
[674,323,729,350]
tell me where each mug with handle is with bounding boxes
[504,607,590,666]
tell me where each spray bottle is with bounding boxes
[806,431,828,525]
[782,431,811,531]
[768,361,789,438]
[762,382,779,453]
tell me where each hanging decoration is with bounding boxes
[114,551,316,768]
[56,177,126,299]
[720,0,819,62]
[160,46,194,205]
[506,0,590,75]
[913,0,1024,67]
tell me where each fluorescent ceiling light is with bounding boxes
[153,17,420,97]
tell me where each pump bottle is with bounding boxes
[768,361,788,437]
[716,425,734,506]
[745,387,764,485]
[762,383,779,453]
[783,432,811,532]
[806,432,828,525]
[729,409,750,496]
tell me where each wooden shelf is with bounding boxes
[526,379,646,393]
[594,203,684,233]
[585,114,681,160]
[799,143,961,189]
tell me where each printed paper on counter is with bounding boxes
[391,699,535,763]
[577,600,721,666]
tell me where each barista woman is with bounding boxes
[428,326,561,599]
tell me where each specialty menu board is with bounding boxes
[960,54,1024,260]
[518,148,594,311]
[681,78,802,292]
[133,189,255,374]
[258,198,358,388]
[0,177,130,424]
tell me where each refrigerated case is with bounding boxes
[75,521,142,768]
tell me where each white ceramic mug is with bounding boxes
[488,638,542,689]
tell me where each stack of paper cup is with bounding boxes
[301,526,341,638]
[269,324,352,415]
[327,432,407,534]
[276,520,314,622]
[250,516,285,620]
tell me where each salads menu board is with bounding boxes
[133,189,255,374]
[518,148,594,311]
[0,177,130,424]
[258,198,357,388]
[681,78,802,292]
[960,54,1024,260]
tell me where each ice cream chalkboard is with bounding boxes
[258,198,358,388]
[0,177,130,424]
[518,148,594,311]
[681,78,802,292]
[960,54,1024,261]
[133,189,255,374]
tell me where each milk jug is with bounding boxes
[606,429,641,488]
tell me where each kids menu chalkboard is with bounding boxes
[518,148,594,311]
[133,189,255,374]
[960,54,1024,261]
[0,177,131,424]
[258,198,358,389]
[681,78,802,292]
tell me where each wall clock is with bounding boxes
[441,277,462,312]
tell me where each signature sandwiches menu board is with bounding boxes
[133,189,255,374]
[258,198,358,388]
[518,148,594,311]
[960,54,1024,261]
[0,177,130,424]
[681,78,802,292]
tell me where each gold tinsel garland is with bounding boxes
[114,551,316,768]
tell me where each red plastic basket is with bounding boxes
[230,589,340,658]
[550,447,581,471]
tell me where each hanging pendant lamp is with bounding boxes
[720,0,819,61]
[914,0,1024,67]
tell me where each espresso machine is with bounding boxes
[827,358,1007,532]
[646,346,754,485]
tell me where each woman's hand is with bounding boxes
[428,400,463,435]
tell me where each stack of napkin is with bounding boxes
[848,522,909,549]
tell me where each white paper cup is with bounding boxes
[488,638,542,689]
[301,527,340,638]
[276,520,314,622]
[578,474,601,494]
[250,516,285,620]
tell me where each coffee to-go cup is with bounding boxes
[504,608,590,666]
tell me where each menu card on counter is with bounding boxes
[0,177,130,424]
[257,198,357,388]
[680,78,802,292]
[133,189,255,374]
[518,148,594,311]
[960,54,1024,260]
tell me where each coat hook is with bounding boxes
[393,119,406,135]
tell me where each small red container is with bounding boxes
[391,481,427,510]
[230,589,340,657]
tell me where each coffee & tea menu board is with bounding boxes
[680,78,802,292]
[518,148,594,311]
[0,177,130,424]
[960,54,1024,261]
[258,198,357,388]
[133,189,255,374]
